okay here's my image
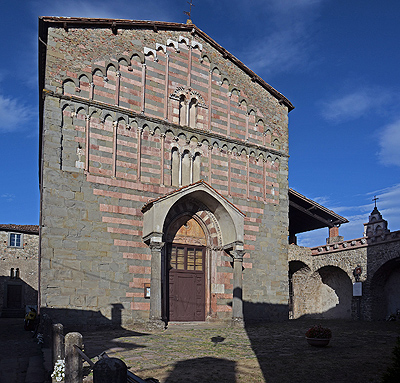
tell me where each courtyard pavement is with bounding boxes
[0,318,45,383]
[1,317,399,383]
[79,319,400,383]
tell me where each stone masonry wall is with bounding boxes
[40,20,290,325]
[289,231,400,320]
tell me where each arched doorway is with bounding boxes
[370,257,400,320]
[166,215,207,321]
[288,260,311,319]
[142,180,245,326]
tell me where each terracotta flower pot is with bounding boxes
[306,337,330,347]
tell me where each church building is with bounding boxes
[38,17,294,327]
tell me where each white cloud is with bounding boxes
[0,93,35,133]
[378,120,400,167]
[321,90,376,122]
[1,193,15,202]
[320,86,399,123]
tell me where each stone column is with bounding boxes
[65,332,83,383]
[52,323,64,366]
[232,249,245,325]
[149,238,165,329]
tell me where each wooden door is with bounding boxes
[7,284,22,309]
[169,245,205,321]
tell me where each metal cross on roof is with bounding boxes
[373,195,379,208]
[184,1,195,21]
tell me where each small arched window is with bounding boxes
[181,151,191,185]
[188,98,197,128]
[171,148,180,187]
[193,153,201,182]
[179,95,187,126]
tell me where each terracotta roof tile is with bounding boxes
[0,224,39,234]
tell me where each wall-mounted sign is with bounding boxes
[144,283,151,299]
[353,282,362,297]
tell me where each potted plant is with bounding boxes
[305,324,332,347]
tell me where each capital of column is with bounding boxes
[231,250,245,261]
[149,240,164,251]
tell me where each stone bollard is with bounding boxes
[65,332,83,383]
[93,358,127,383]
[52,323,64,366]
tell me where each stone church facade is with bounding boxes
[38,17,293,327]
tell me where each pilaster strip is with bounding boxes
[164,53,169,120]
[161,133,165,185]
[137,127,142,181]
[112,121,117,177]
[85,115,90,171]
[208,70,212,130]
[187,46,192,87]
[115,71,121,106]
[141,63,146,113]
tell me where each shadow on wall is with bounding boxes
[41,303,135,332]
[0,276,38,318]
[41,304,149,359]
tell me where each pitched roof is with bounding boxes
[289,188,348,235]
[0,224,39,235]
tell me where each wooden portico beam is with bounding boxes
[289,200,341,228]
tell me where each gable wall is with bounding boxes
[40,23,290,325]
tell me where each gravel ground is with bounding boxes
[80,319,400,383]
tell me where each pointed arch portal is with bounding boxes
[142,180,245,325]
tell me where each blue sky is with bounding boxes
[1,0,399,247]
